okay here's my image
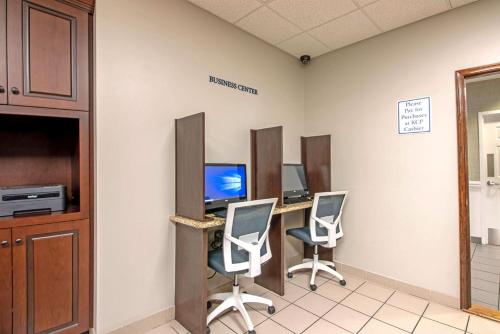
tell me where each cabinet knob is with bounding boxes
[15,238,23,246]
[0,86,5,93]
[1,240,8,248]
[11,87,20,95]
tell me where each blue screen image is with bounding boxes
[205,165,247,202]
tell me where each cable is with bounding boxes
[207,270,217,279]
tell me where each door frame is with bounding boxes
[456,62,500,317]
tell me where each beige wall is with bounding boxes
[304,0,500,299]
[95,0,305,332]
[467,78,500,181]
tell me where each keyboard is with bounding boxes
[213,210,227,218]
[284,197,311,205]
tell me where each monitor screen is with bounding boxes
[205,164,247,204]
[283,164,308,196]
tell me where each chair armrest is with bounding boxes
[313,213,341,248]
[225,234,262,277]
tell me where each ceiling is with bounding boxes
[186,0,479,59]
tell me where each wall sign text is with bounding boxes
[209,75,258,95]
[398,97,431,134]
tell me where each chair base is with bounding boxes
[287,247,345,288]
[207,279,273,332]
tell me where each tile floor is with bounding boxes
[147,269,500,334]
[470,242,500,310]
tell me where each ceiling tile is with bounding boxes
[236,6,301,45]
[363,0,451,31]
[268,0,357,30]
[277,33,330,58]
[309,10,379,51]
[450,0,479,8]
[187,0,262,23]
[353,0,379,7]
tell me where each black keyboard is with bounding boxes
[213,210,227,218]
[284,197,311,205]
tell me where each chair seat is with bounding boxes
[286,226,325,246]
[208,249,248,276]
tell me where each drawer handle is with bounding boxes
[11,87,19,95]
[1,240,8,248]
[15,238,23,246]
[0,86,5,93]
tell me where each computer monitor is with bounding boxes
[283,164,309,199]
[205,163,247,212]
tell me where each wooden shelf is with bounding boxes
[0,204,87,228]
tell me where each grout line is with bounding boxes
[411,303,429,334]
[357,290,396,334]
[469,267,500,276]
[464,315,470,334]
[218,319,238,334]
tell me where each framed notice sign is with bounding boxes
[397,97,431,134]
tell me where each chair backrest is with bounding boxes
[223,198,277,277]
[309,191,348,247]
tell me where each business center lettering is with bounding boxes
[209,75,258,95]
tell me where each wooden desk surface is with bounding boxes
[170,200,313,229]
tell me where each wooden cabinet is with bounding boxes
[6,0,89,111]
[9,220,89,334]
[0,0,7,104]
[0,229,12,334]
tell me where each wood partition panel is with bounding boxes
[301,135,333,260]
[250,126,283,205]
[251,126,285,295]
[175,225,208,334]
[175,113,206,221]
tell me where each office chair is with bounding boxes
[206,198,278,334]
[286,191,348,291]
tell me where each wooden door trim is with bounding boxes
[456,61,500,311]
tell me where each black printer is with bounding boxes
[0,185,67,217]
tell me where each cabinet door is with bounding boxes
[0,229,12,334]
[0,0,7,104]
[13,220,89,334]
[7,0,89,111]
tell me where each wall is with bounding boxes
[304,0,500,299]
[95,0,305,332]
[467,78,500,182]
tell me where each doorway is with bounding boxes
[457,62,500,320]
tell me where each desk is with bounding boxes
[170,200,313,334]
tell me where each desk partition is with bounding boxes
[172,113,333,334]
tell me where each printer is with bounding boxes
[0,185,67,217]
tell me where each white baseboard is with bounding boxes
[335,260,460,308]
[105,306,175,334]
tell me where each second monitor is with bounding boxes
[283,164,310,205]
[205,163,247,218]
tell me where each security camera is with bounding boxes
[300,55,311,65]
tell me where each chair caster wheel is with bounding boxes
[248,331,256,334]
[287,272,293,279]
[339,280,346,286]
[268,305,276,314]
[207,301,212,309]
[328,265,336,271]
[310,284,317,291]
[207,326,211,334]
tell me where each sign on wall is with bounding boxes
[209,75,258,95]
[397,97,431,134]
